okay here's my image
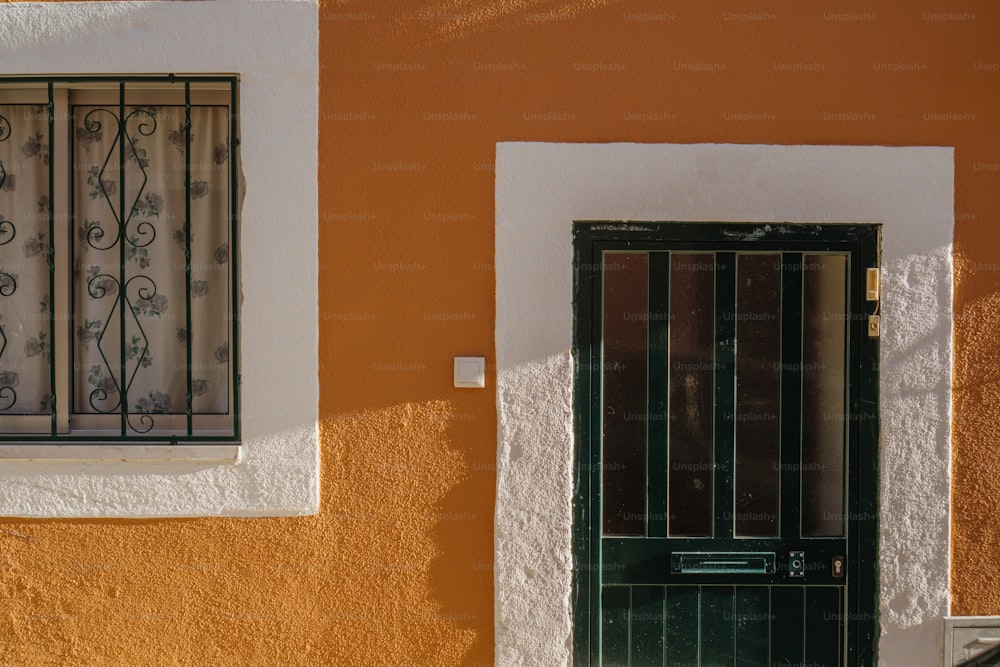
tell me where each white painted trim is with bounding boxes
[495,143,953,666]
[0,444,240,463]
[0,2,319,517]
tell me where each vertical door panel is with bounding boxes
[602,252,648,536]
[700,586,735,667]
[735,586,770,665]
[664,585,700,666]
[734,254,782,537]
[647,253,670,538]
[668,254,715,537]
[770,586,805,665]
[713,254,737,541]
[801,255,848,537]
[805,587,843,667]
[631,586,665,665]
[602,586,631,666]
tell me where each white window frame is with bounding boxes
[0,1,319,518]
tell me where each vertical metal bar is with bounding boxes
[229,78,240,439]
[589,239,603,662]
[47,82,56,436]
[118,82,127,435]
[0,110,8,409]
[184,83,193,436]
[647,252,669,538]
[714,252,736,540]
[572,225,599,663]
[855,228,881,667]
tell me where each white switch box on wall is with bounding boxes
[454,357,485,388]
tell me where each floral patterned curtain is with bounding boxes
[73,104,231,422]
[0,104,52,416]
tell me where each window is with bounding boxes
[0,76,238,442]
[0,2,316,518]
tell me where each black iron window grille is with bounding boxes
[0,76,239,442]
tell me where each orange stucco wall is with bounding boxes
[1,1,999,664]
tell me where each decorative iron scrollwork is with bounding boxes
[0,113,16,411]
[84,106,162,432]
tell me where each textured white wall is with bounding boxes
[0,1,319,517]
[495,143,953,666]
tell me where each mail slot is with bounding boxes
[672,552,776,574]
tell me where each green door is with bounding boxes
[572,223,880,667]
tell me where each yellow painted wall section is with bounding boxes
[0,0,998,664]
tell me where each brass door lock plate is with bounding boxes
[866,268,880,301]
[869,315,880,338]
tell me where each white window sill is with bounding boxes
[0,443,241,463]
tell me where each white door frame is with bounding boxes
[494,142,954,666]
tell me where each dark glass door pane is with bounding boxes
[801,254,848,537]
[602,252,648,536]
[668,254,715,537]
[734,254,781,537]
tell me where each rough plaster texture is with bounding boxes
[0,1,319,517]
[0,400,489,665]
[952,285,1000,616]
[496,143,953,666]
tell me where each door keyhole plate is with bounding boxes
[789,551,805,578]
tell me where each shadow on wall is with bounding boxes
[321,399,491,664]
[370,0,618,46]
[328,0,623,48]
[0,400,490,665]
